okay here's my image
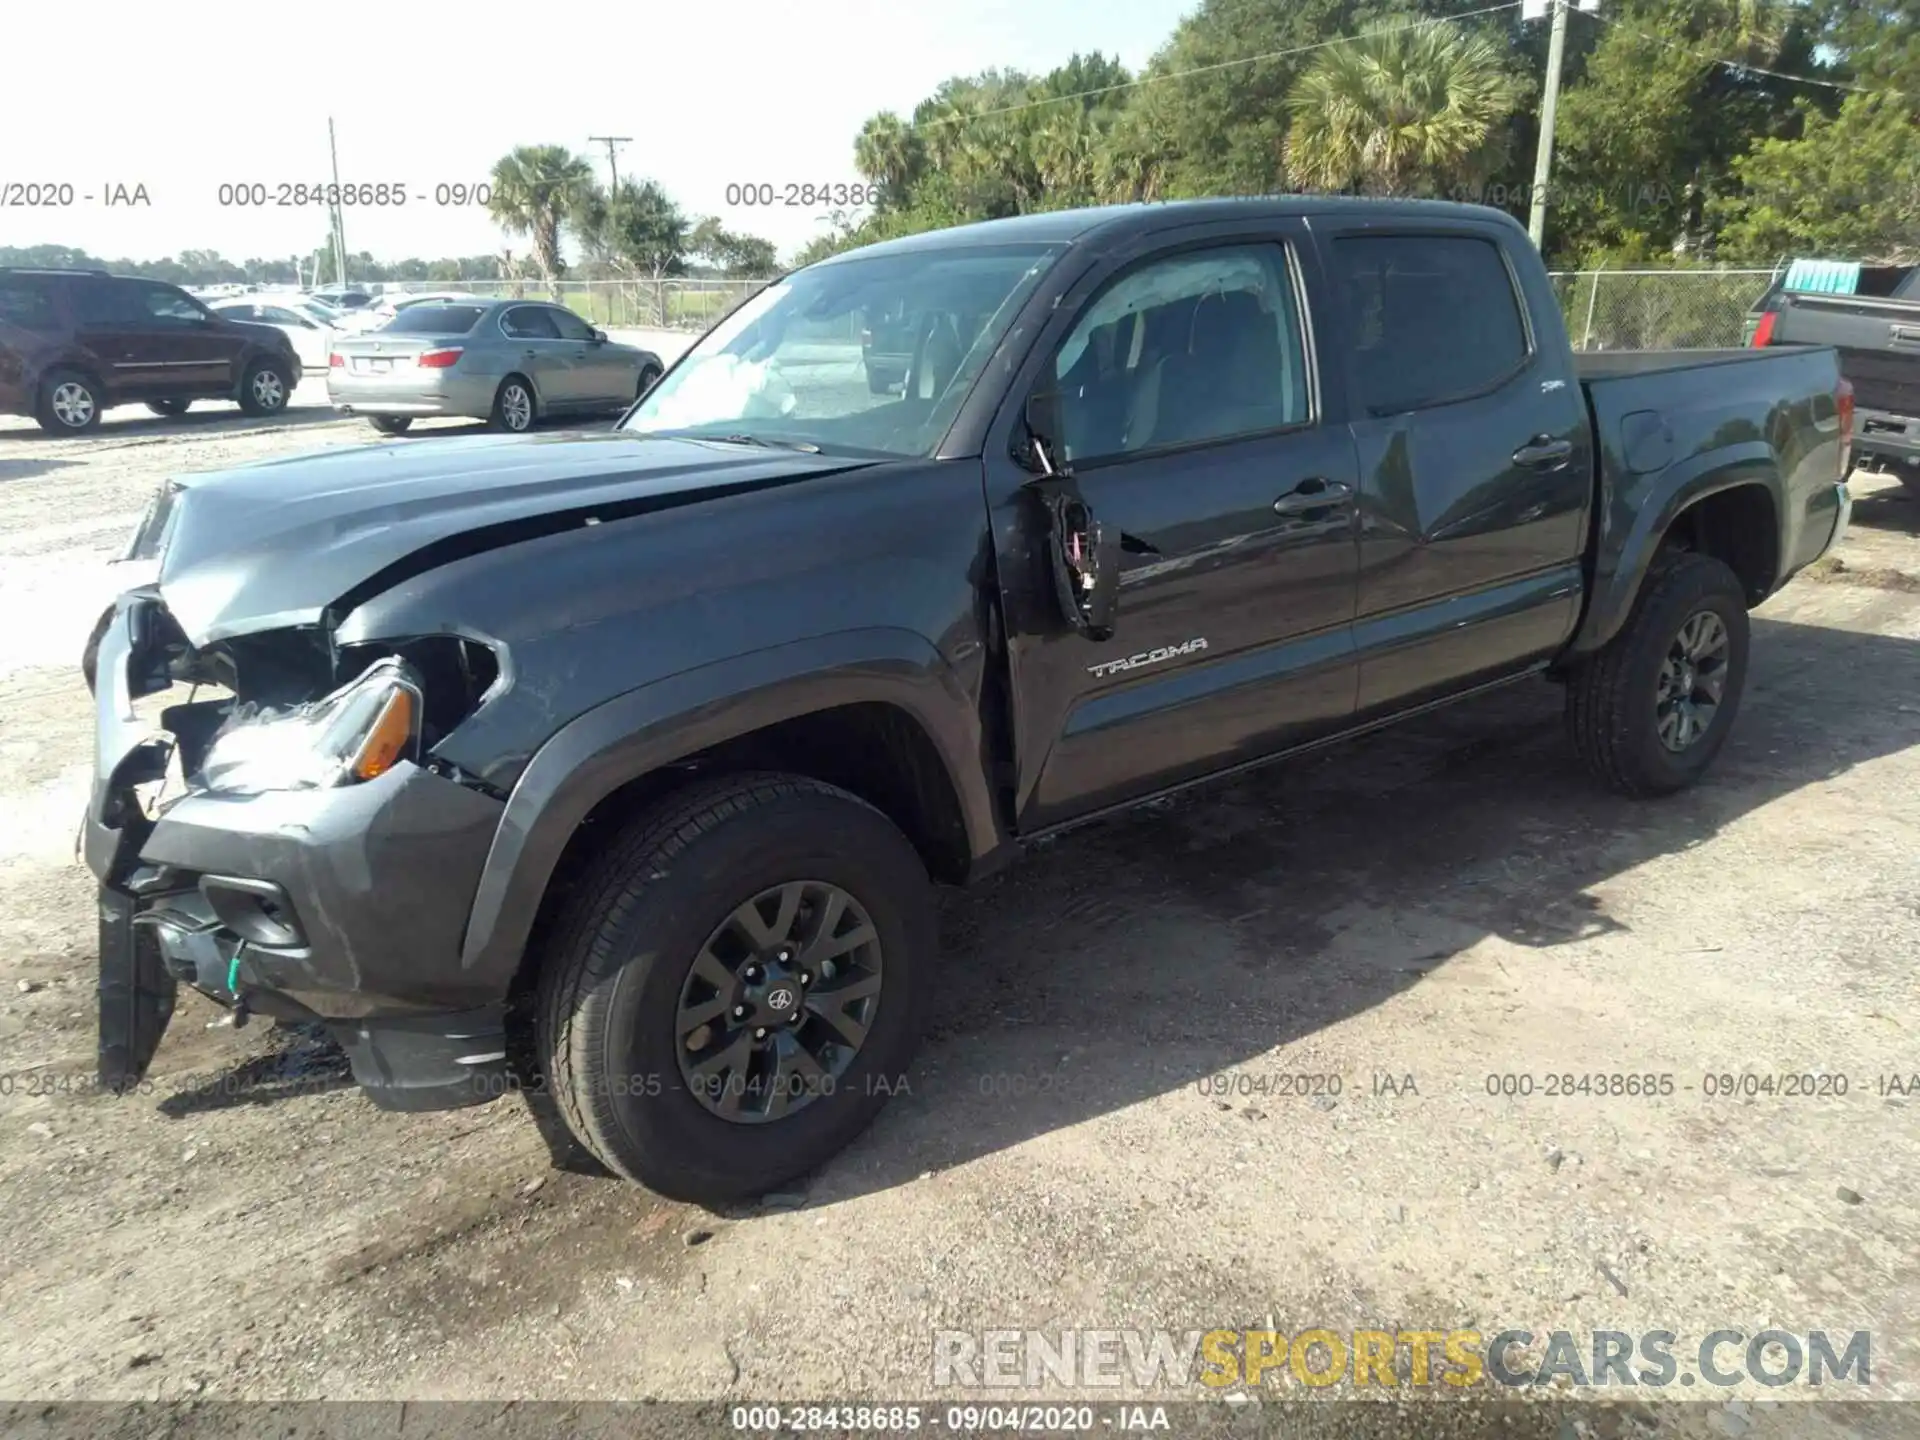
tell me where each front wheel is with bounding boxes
[535,773,933,1203]
[635,364,662,401]
[238,358,291,416]
[1566,552,1751,797]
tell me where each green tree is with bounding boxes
[1284,20,1526,197]
[854,112,925,203]
[486,145,596,296]
[585,177,691,280]
[1711,93,1920,260]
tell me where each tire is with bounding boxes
[82,605,113,696]
[35,369,103,434]
[636,364,662,400]
[238,357,291,416]
[489,375,536,432]
[368,415,413,435]
[535,772,934,1203]
[1566,551,1751,798]
[146,399,192,417]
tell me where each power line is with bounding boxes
[1576,6,1910,100]
[902,0,1530,133]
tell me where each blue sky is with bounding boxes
[0,0,1196,266]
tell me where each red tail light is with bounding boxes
[1836,377,1855,476]
[329,352,344,367]
[417,347,464,369]
[1750,310,1778,348]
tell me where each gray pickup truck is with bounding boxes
[85,199,1853,1202]
[1749,262,1920,489]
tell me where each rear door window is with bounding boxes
[1333,235,1530,415]
[71,278,142,326]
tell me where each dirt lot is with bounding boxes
[1,396,1917,1438]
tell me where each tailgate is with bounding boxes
[1774,297,1920,415]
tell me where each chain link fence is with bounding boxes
[414,278,770,331]
[1548,269,1778,351]
[397,268,1778,348]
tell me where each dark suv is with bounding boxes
[0,268,302,434]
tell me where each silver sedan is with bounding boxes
[326,298,665,435]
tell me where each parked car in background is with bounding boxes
[333,290,481,335]
[207,295,337,370]
[0,267,301,433]
[85,199,1851,1202]
[1749,259,1920,492]
[311,287,374,312]
[327,298,663,433]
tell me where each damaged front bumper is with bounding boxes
[87,594,514,1111]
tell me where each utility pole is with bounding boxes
[328,116,349,285]
[589,135,632,196]
[1525,0,1571,250]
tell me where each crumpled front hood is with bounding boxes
[147,431,869,645]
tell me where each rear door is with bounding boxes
[499,304,578,406]
[1321,224,1592,716]
[989,222,1364,829]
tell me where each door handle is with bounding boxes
[1272,477,1354,515]
[522,349,537,358]
[1513,435,1574,469]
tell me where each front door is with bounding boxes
[126,282,239,393]
[499,304,580,407]
[992,233,1363,829]
[547,305,629,405]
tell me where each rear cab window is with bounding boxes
[1333,234,1531,415]
[384,305,486,336]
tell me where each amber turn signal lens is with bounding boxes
[349,687,416,781]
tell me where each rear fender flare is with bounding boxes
[1571,442,1783,657]
[455,627,998,991]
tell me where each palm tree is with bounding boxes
[1285,21,1524,199]
[854,112,924,205]
[486,145,596,298]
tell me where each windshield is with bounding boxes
[620,243,1061,459]
[383,304,485,335]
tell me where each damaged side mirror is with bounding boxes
[1021,388,1120,643]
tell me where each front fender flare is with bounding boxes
[1570,442,1782,658]
[455,627,997,991]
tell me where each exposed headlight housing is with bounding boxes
[198,657,422,796]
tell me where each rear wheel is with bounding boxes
[35,369,103,434]
[1566,551,1751,797]
[368,415,413,435]
[238,358,291,416]
[146,399,192,417]
[490,375,535,432]
[535,773,933,1203]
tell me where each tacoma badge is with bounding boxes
[1087,637,1209,679]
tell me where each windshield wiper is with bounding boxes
[716,432,822,454]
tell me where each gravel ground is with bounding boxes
[1,399,1917,1440]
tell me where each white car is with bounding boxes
[332,291,483,334]
[207,296,339,369]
